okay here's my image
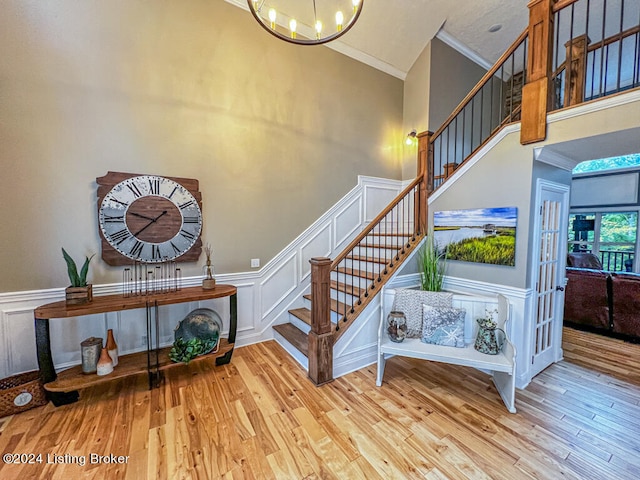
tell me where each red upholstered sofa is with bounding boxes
[610,273,640,337]
[564,253,640,340]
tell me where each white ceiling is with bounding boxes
[226,0,531,78]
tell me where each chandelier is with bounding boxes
[247,0,363,46]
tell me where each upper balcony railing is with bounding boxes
[551,0,640,110]
[426,0,640,192]
[428,31,529,192]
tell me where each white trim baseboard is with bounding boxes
[0,176,405,379]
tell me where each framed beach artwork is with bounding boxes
[433,207,518,266]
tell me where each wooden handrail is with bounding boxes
[430,29,529,142]
[551,25,640,78]
[330,176,422,270]
[553,0,580,13]
[587,25,640,52]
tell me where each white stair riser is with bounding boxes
[273,330,308,370]
[288,314,311,334]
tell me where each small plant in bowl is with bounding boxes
[169,337,218,364]
[62,248,95,304]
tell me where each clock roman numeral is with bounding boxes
[168,186,178,199]
[127,183,143,198]
[103,215,124,223]
[179,200,195,210]
[129,241,144,258]
[151,245,162,260]
[109,229,132,245]
[148,178,160,195]
[180,229,196,241]
[109,197,129,207]
[170,241,181,254]
[183,216,200,224]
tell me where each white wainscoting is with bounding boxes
[379,272,535,390]
[0,176,405,380]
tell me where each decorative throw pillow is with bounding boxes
[421,304,466,348]
[392,289,453,338]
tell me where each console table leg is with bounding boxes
[35,317,79,406]
[216,293,237,365]
[228,293,237,344]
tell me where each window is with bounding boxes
[568,212,637,271]
[572,154,640,174]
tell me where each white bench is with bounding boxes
[377,288,517,413]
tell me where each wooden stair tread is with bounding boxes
[303,294,349,314]
[367,232,412,237]
[358,242,405,249]
[345,254,388,264]
[336,267,376,280]
[289,307,311,324]
[330,280,365,297]
[273,323,308,357]
[289,307,338,332]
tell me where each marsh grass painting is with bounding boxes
[434,207,517,266]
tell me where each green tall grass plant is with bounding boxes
[418,235,446,291]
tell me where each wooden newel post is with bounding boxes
[521,0,555,145]
[564,34,590,107]
[417,131,432,235]
[308,257,334,385]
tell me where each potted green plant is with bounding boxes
[62,248,94,305]
[417,235,447,291]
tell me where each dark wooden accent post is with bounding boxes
[564,34,590,107]
[521,0,555,144]
[417,131,432,234]
[308,257,334,385]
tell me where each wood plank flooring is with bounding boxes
[1,327,639,479]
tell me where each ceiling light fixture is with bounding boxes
[248,0,364,46]
[405,129,417,146]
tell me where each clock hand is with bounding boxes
[128,211,156,222]
[132,210,168,237]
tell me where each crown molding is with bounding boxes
[435,29,493,71]
[533,147,577,171]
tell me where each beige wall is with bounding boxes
[402,42,431,179]
[428,130,534,288]
[0,0,404,292]
[428,94,640,289]
[428,38,486,130]
[401,38,487,180]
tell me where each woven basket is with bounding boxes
[0,371,48,418]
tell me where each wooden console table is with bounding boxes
[34,284,237,406]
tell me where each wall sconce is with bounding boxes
[405,129,417,146]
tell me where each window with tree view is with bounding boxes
[568,212,637,272]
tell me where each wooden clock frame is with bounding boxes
[96,171,203,266]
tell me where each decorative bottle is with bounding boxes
[387,311,407,343]
[202,243,216,289]
[106,329,118,367]
[96,347,113,376]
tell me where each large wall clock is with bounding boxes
[97,171,203,266]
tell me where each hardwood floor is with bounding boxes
[1,327,639,479]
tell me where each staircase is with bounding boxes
[272,0,640,385]
[274,232,420,340]
[273,176,427,381]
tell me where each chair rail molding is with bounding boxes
[0,176,405,380]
